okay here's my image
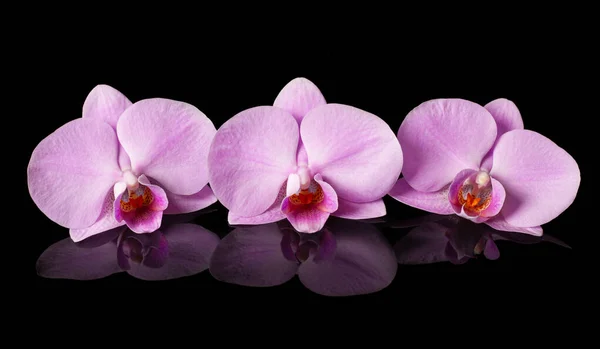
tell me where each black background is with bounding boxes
[19,27,587,298]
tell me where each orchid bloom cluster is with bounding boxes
[28,79,580,243]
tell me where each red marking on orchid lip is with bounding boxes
[457,171,492,213]
[120,186,154,212]
[289,181,324,206]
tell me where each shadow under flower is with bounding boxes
[394,214,570,265]
[36,218,220,281]
[208,218,397,297]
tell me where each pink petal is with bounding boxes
[117,98,216,196]
[273,77,327,123]
[228,208,287,225]
[208,224,298,287]
[281,204,331,234]
[127,224,220,281]
[69,190,125,242]
[480,98,525,171]
[485,98,524,140]
[397,99,497,192]
[281,175,338,233]
[113,178,168,234]
[394,222,451,264]
[82,84,132,129]
[27,118,122,229]
[228,181,287,225]
[208,106,299,216]
[484,214,543,236]
[36,238,121,280]
[480,178,505,218]
[301,104,403,202]
[490,130,580,227]
[389,178,454,215]
[332,198,387,220]
[297,220,397,296]
[314,174,338,212]
[163,185,217,215]
[75,226,125,248]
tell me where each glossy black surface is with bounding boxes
[32,197,576,292]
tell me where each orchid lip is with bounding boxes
[457,170,493,215]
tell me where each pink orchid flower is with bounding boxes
[27,85,218,242]
[207,78,403,233]
[389,98,580,236]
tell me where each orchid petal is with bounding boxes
[480,98,525,171]
[485,98,524,141]
[209,224,298,287]
[208,106,299,216]
[28,118,121,229]
[273,77,327,123]
[298,219,397,297]
[82,84,132,129]
[398,99,497,192]
[490,130,580,227]
[70,190,125,242]
[228,208,287,225]
[228,182,287,225]
[117,98,216,196]
[126,224,220,281]
[36,238,121,280]
[281,204,331,234]
[484,214,543,236]
[163,185,217,215]
[74,226,125,249]
[389,178,454,215]
[480,178,505,218]
[332,198,387,220]
[301,104,403,202]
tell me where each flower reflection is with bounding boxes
[209,218,397,297]
[394,214,570,265]
[36,219,220,281]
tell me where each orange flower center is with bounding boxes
[289,181,324,206]
[457,171,492,213]
[120,186,154,212]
